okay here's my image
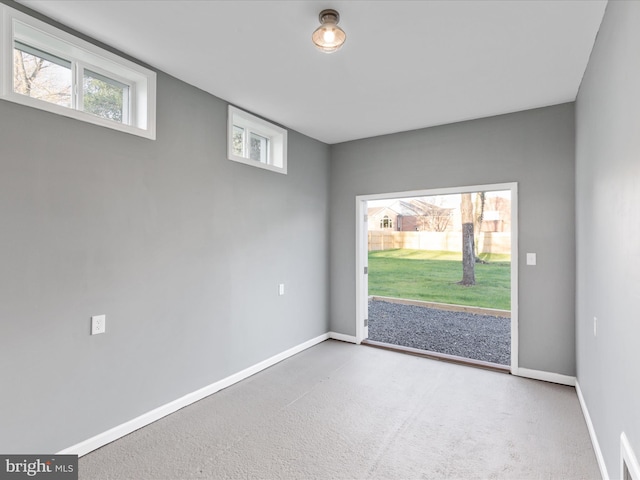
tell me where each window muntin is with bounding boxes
[228,106,287,174]
[1,5,156,139]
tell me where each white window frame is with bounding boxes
[228,106,287,175]
[0,4,156,140]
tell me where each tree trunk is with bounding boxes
[474,192,486,259]
[459,193,476,285]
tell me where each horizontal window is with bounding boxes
[1,4,156,139]
[228,106,287,174]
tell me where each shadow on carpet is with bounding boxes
[368,299,511,365]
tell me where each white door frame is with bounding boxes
[355,182,519,374]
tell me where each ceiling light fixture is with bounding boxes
[312,9,346,54]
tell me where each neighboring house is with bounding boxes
[367,206,401,231]
[369,199,456,232]
[370,196,512,233]
[397,199,455,232]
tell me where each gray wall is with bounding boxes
[330,104,576,376]
[576,1,640,478]
[0,26,330,452]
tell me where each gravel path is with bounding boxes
[368,300,511,365]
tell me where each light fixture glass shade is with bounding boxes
[312,9,346,53]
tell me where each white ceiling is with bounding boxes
[18,0,606,144]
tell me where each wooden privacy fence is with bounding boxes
[368,231,511,254]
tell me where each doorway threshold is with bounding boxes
[361,339,510,374]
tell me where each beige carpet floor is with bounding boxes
[79,340,599,479]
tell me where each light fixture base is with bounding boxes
[319,9,340,24]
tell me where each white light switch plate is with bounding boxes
[278,284,285,296]
[91,315,106,335]
[526,253,537,266]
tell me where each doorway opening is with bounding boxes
[356,183,518,374]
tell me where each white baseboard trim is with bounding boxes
[576,381,609,480]
[621,432,640,480]
[58,332,330,457]
[514,367,576,386]
[328,332,357,343]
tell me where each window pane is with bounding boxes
[83,70,128,123]
[249,132,269,163]
[232,125,245,157]
[13,43,72,107]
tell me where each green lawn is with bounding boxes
[368,249,511,310]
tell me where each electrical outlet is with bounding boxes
[526,253,537,265]
[593,316,597,337]
[91,314,106,335]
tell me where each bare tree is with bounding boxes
[13,50,72,106]
[402,198,452,232]
[14,51,42,97]
[424,205,452,232]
